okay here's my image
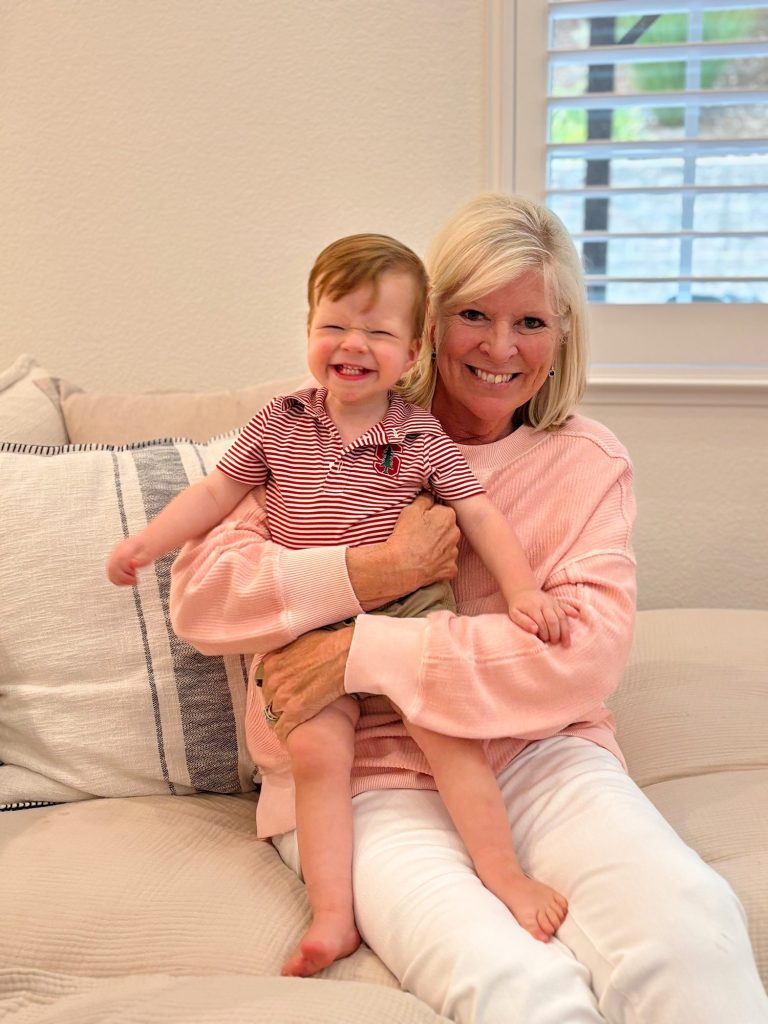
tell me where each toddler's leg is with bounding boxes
[280,695,361,977]
[406,721,567,942]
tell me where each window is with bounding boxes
[490,0,768,380]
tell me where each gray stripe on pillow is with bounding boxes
[111,452,177,795]
[132,446,241,794]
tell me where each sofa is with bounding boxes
[1,353,766,1023]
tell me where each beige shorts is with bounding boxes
[254,580,455,684]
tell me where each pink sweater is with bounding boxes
[170,413,636,837]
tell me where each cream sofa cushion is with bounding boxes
[0,434,255,808]
[0,795,456,1023]
[609,608,768,986]
[0,355,69,445]
[60,375,305,445]
[0,976,449,1024]
[0,795,389,983]
[611,609,767,786]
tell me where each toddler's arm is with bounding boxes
[107,468,252,586]
[451,494,579,644]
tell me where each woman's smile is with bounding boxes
[466,366,520,385]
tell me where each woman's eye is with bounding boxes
[459,309,486,323]
[520,316,544,331]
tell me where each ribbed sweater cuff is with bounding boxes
[346,613,426,717]
[278,545,362,635]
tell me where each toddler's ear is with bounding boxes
[405,340,420,370]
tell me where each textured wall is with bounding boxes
[580,399,768,611]
[0,0,485,390]
[2,1,764,611]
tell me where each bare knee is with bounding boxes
[406,722,486,771]
[286,699,358,779]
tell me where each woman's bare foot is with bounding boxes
[281,913,361,977]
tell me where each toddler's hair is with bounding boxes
[308,234,428,339]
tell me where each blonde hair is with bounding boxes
[307,233,429,341]
[401,193,588,431]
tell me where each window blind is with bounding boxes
[545,0,768,303]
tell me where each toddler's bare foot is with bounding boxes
[493,873,568,942]
[281,913,361,977]
[510,875,568,942]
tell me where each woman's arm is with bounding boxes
[263,448,636,742]
[169,489,358,655]
[346,451,637,738]
[347,551,635,739]
[262,551,634,742]
[169,491,460,655]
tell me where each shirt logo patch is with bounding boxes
[374,443,402,478]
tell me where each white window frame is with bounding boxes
[488,0,768,404]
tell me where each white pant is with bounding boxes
[274,735,767,1024]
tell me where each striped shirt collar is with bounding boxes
[279,387,445,449]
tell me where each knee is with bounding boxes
[662,868,751,976]
[646,863,747,964]
[286,718,351,779]
[602,862,761,1018]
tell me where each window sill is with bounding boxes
[584,367,768,406]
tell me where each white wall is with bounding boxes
[0,0,485,390]
[1,0,765,610]
[581,394,767,610]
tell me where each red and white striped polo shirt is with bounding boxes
[217,387,485,550]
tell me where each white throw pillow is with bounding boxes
[0,354,70,445]
[0,434,255,807]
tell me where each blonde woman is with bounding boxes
[172,194,767,1024]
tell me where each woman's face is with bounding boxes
[431,269,561,444]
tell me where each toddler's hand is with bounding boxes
[507,588,580,645]
[107,536,151,586]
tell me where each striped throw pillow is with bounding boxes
[0,434,256,808]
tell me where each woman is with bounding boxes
[170,194,767,1023]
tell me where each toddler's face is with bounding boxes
[307,271,421,406]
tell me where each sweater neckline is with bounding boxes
[454,422,548,479]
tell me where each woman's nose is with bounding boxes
[479,323,518,360]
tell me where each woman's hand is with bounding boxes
[347,492,460,610]
[261,626,354,741]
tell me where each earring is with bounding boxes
[431,350,437,362]
[548,367,556,378]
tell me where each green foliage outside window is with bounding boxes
[550,10,759,142]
